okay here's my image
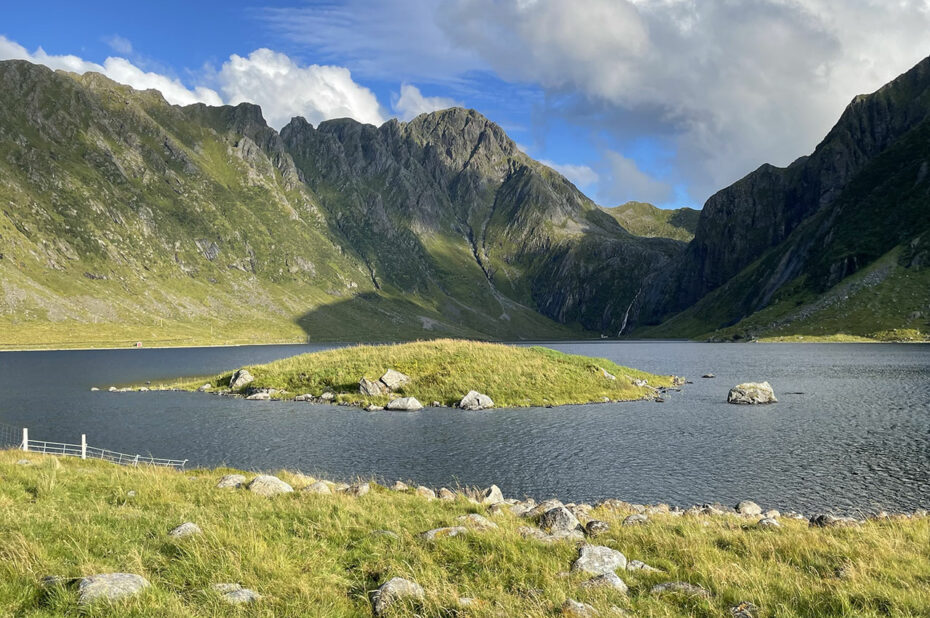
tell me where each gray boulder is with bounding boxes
[736,500,762,516]
[622,513,648,526]
[386,397,423,411]
[650,581,711,599]
[580,571,628,593]
[730,601,760,617]
[229,369,254,391]
[303,481,332,494]
[727,382,777,404]
[438,487,457,501]
[459,390,494,410]
[572,544,627,575]
[626,560,662,572]
[757,517,781,529]
[478,484,504,505]
[809,513,860,528]
[585,520,610,537]
[539,506,582,536]
[346,482,370,497]
[168,522,202,538]
[379,369,410,391]
[212,583,261,604]
[247,475,294,497]
[456,513,498,530]
[216,474,246,490]
[562,599,598,617]
[360,377,388,396]
[419,526,469,541]
[415,486,436,500]
[372,577,424,616]
[246,392,270,400]
[78,573,150,605]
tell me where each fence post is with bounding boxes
[21,428,28,452]
[81,434,87,460]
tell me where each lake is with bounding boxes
[1,341,928,515]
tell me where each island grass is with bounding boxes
[166,339,673,407]
[1,451,928,617]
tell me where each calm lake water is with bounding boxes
[1,341,928,515]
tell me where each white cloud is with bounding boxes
[434,0,930,203]
[539,159,599,189]
[0,35,222,107]
[392,83,460,120]
[104,35,133,55]
[217,48,385,129]
[597,151,673,206]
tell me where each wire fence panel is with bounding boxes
[0,422,21,449]
[1,422,187,469]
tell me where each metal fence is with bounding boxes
[2,423,187,469]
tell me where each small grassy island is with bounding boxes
[163,340,676,408]
[2,451,928,616]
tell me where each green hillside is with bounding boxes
[602,202,699,242]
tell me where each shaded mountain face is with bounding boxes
[0,59,680,346]
[643,54,930,338]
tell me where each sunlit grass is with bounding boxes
[162,339,673,407]
[1,451,928,617]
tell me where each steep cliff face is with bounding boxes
[281,107,681,335]
[0,59,681,345]
[670,55,930,314]
[644,55,930,338]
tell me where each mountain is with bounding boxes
[601,202,699,242]
[640,55,930,339]
[0,59,679,347]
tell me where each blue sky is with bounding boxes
[3,1,929,209]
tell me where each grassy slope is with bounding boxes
[601,202,700,243]
[168,339,672,407]
[2,451,929,617]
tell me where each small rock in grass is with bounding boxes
[197,383,212,392]
[585,520,610,536]
[622,514,648,526]
[730,601,759,617]
[320,391,335,401]
[650,581,711,599]
[419,526,468,541]
[456,513,498,530]
[228,369,254,391]
[809,513,859,528]
[438,487,456,501]
[391,481,409,491]
[212,583,261,604]
[168,522,202,538]
[626,560,662,573]
[763,509,780,519]
[303,481,332,494]
[562,598,598,617]
[360,377,388,397]
[415,486,436,500]
[573,545,627,575]
[525,498,564,518]
[78,573,150,605]
[371,530,399,540]
[736,500,762,516]
[16,459,31,466]
[372,577,424,616]
[459,390,494,410]
[478,484,504,505]
[379,369,410,391]
[247,475,294,497]
[216,474,246,489]
[346,482,370,497]
[126,490,136,497]
[386,397,423,411]
[540,506,582,536]
[757,517,780,529]
[581,572,628,593]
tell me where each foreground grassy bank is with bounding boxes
[2,451,928,617]
[164,339,674,408]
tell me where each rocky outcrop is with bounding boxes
[459,390,494,410]
[727,382,777,404]
[229,369,254,391]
